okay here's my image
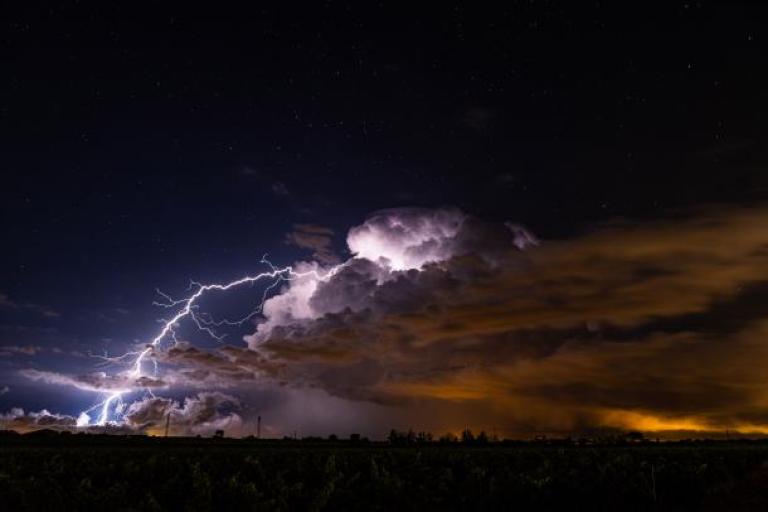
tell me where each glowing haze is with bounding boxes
[6,206,768,439]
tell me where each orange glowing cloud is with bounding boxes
[154,207,768,437]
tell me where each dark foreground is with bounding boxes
[3,436,768,511]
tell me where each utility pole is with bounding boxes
[164,412,170,438]
[257,415,261,439]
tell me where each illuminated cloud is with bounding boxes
[19,369,166,393]
[153,342,264,387]
[10,206,768,437]
[247,208,534,344]
[0,407,138,435]
[0,408,77,431]
[232,206,768,435]
[124,392,243,436]
[1,392,242,436]
[346,207,466,270]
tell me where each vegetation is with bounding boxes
[2,432,768,510]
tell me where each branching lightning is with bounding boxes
[83,257,342,426]
[74,209,485,428]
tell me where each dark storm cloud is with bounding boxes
[163,206,768,435]
[11,207,768,436]
[155,342,260,386]
[285,223,340,264]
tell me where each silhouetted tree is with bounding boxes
[439,432,458,444]
[388,429,404,444]
[388,429,429,445]
[416,431,433,444]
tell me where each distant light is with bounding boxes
[76,412,91,427]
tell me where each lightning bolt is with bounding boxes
[84,257,342,427]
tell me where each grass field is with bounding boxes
[3,435,768,511]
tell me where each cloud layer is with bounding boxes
[233,207,768,435]
[124,391,243,436]
[0,392,240,436]
[285,223,340,264]
[11,206,768,437]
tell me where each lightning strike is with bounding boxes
[77,209,487,427]
[85,257,342,426]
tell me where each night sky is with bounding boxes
[3,2,768,438]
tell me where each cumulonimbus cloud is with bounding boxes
[208,207,768,435]
[12,206,768,437]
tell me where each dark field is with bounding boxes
[3,436,768,511]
